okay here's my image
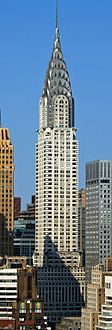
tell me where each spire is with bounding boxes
[42,0,72,99]
[56,0,58,30]
[54,0,61,49]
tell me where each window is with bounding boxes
[106,282,111,289]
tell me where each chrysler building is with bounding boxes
[34,1,85,325]
[34,1,78,267]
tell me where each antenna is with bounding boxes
[56,0,58,29]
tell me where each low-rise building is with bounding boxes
[0,257,27,319]
[0,257,50,330]
[56,317,81,330]
[81,257,112,330]
[96,275,112,330]
[12,300,49,330]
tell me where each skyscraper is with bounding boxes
[34,1,85,326]
[0,126,14,256]
[85,160,112,281]
[34,0,78,268]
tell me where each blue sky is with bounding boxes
[0,0,112,208]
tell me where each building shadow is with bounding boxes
[0,213,13,257]
[37,235,85,329]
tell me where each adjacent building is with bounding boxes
[27,194,35,218]
[85,160,112,281]
[96,275,112,330]
[14,197,21,219]
[78,189,86,267]
[56,317,81,330]
[81,257,112,330]
[17,195,35,220]
[0,127,14,256]
[34,2,85,326]
[0,256,50,330]
[14,195,35,265]
[0,256,27,319]
[37,250,85,326]
[12,300,49,330]
[14,216,35,265]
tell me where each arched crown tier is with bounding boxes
[39,6,74,129]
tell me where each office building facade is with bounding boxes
[0,127,14,256]
[0,257,27,319]
[14,217,35,265]
[96,275,112,330]
[85,160,112,281]
[81,257,112,330]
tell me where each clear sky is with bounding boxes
[0,0,112,209]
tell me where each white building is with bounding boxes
[0,268,17,319]
[34,26,78,268]
[34,1,85,326]
[96,275,112,329]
